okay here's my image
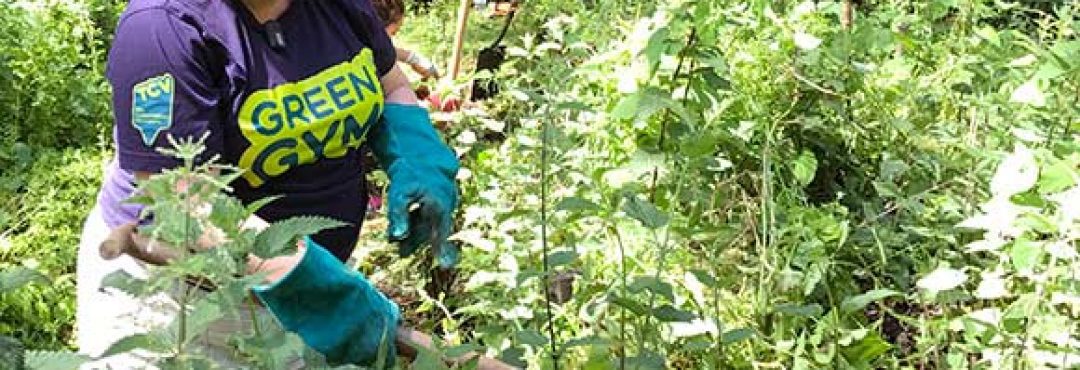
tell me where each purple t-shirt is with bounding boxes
[96,0,396,260]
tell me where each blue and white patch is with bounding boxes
[131,74,175,146]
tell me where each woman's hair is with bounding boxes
[370,0,406,26]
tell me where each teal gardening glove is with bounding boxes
[369,103,461,268]
[253,237,401,367]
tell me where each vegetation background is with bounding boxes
[0,0,1077,368]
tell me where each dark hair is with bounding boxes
[370,0,405,26]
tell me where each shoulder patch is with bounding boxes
[131,73,175,146]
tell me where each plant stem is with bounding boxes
[539,115,559,368]
[609,223,629,370]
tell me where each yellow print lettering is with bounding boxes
[237,49,384,187]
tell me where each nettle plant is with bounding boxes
[917,142,1080,368]
[94,135,357,369]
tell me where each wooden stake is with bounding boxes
[449,0,471,80]
[841,0,853,30]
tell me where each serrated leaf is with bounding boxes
[1009,238,1044,274]
[546,250,577,267]
[24,350,89,370]
[626,352,665,370]
[792,151,818,187]
[840,289,902,314]
[774,303,823,318]
[555,197,600,213]
[1038,159,1077,193]
[101,333,172,357]
[628,276,675,301]
[209,195,249,231]
[167,296,225,345]
[690,269,719,287]
[443,343,484,359]
[100,270,147,298]
[721,328,755,344]
[622,195,669,229]
[0,267,48,294]
[916,267,967,293]
[516,330,548,347]
[840,331,891,364]
[651,305,696,322]
[610,295,648,316]
[253,216,348,258]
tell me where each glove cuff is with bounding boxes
[253,237,400,367]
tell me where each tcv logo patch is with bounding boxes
[131,74,175,146]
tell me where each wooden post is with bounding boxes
[449,0,471,80]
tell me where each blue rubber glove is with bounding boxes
[369,103,461,268]
[252,237,400,368]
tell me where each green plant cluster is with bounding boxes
[385,0,1078,368]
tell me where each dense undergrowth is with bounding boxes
[1,0,1077,369]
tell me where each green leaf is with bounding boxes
[611,93,643,120]
[24,350,89,370]
[516,330,548,347]
[774,303,823,318]
[100,270,147,298]
[101,333,172,357]
[610,295,649,316]
[721,328,755,344]
[622,195,669,229]
[642,26,670,68]
[840,331,892,364]
[792,151,818,187]
[1037,159,1077,193]
[626,352,665,370]
[1009,238,1044,274]
[167,296,225,345]
[651,305,696,322]
[628,276,675,301]
[245,195,283,214]
[253,216,348,258]
[443,343,484,359]
[555,197,600,213]
[0,267,48,294]
[546,250,577,267]
[690,269,719,287]
[840,289,902,315]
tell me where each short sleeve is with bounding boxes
[107,8,224,173]
[348,0,397,76]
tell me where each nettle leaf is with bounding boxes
[916,266,967,294]
[24,350,89,370]
[1009,238,1044,274]
[443,343,484,359]
[840,331,892,365]
[774,303,823,318]
[622,195,669,229]
[516,330,549,347]
[253,216,348,258]
[100,270,147,298]
[209,195,249,232]
[546,250,577,267]
[721,328,755,344]
[690,269,719,287]
[555,197,600,214]
[792,151,818,187]
[0,266,48,294]
[1037,159,1078,193]
[841,289,902,314]
[651,305,696,322]
[167,296,225,345]
[102,333,172,357]
[609,294,648,316]
[628,276,675,301]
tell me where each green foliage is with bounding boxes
[0,148,105,350]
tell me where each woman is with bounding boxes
[74,0,460,367]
